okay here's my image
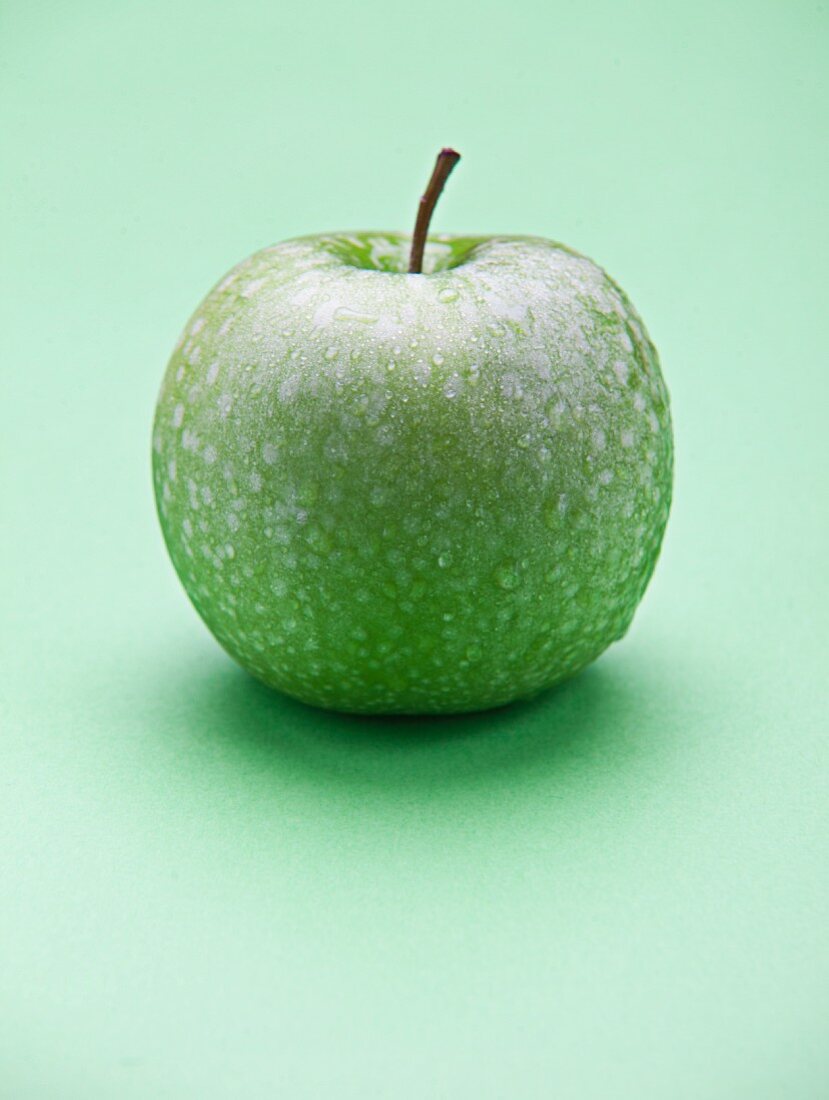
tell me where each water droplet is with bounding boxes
[325,346,338,360]
[334,307,377,324]
[432,353,444,367]
[437,551,452,568]
[438,287,458,303]
[494,561,521,591]
[463,363,480,385]
[613,359,630,384]
[546,398,567,425]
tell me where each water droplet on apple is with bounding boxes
[432,353,444,366]
[334,307,377,324]
[325,346,338,360]
[438,287,458,303]
[494,561,521,591]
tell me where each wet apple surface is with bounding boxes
[153,230,672,713]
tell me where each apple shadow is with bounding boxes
[152,645,680,801]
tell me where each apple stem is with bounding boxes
[408,148,461,274]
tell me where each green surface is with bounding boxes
[1,1,827,1096]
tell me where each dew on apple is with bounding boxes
[334,306,377,325]
[152,150,673,714]
[494,561,521,591]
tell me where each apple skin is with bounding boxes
[152,232,672,714]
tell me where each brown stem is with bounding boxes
[408,147,461,274]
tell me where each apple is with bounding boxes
[152,150,673,714]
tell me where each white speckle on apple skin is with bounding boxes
[152,232,673,714]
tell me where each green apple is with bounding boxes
[152,155,672,714]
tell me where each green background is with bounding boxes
[2,1,827,1096]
